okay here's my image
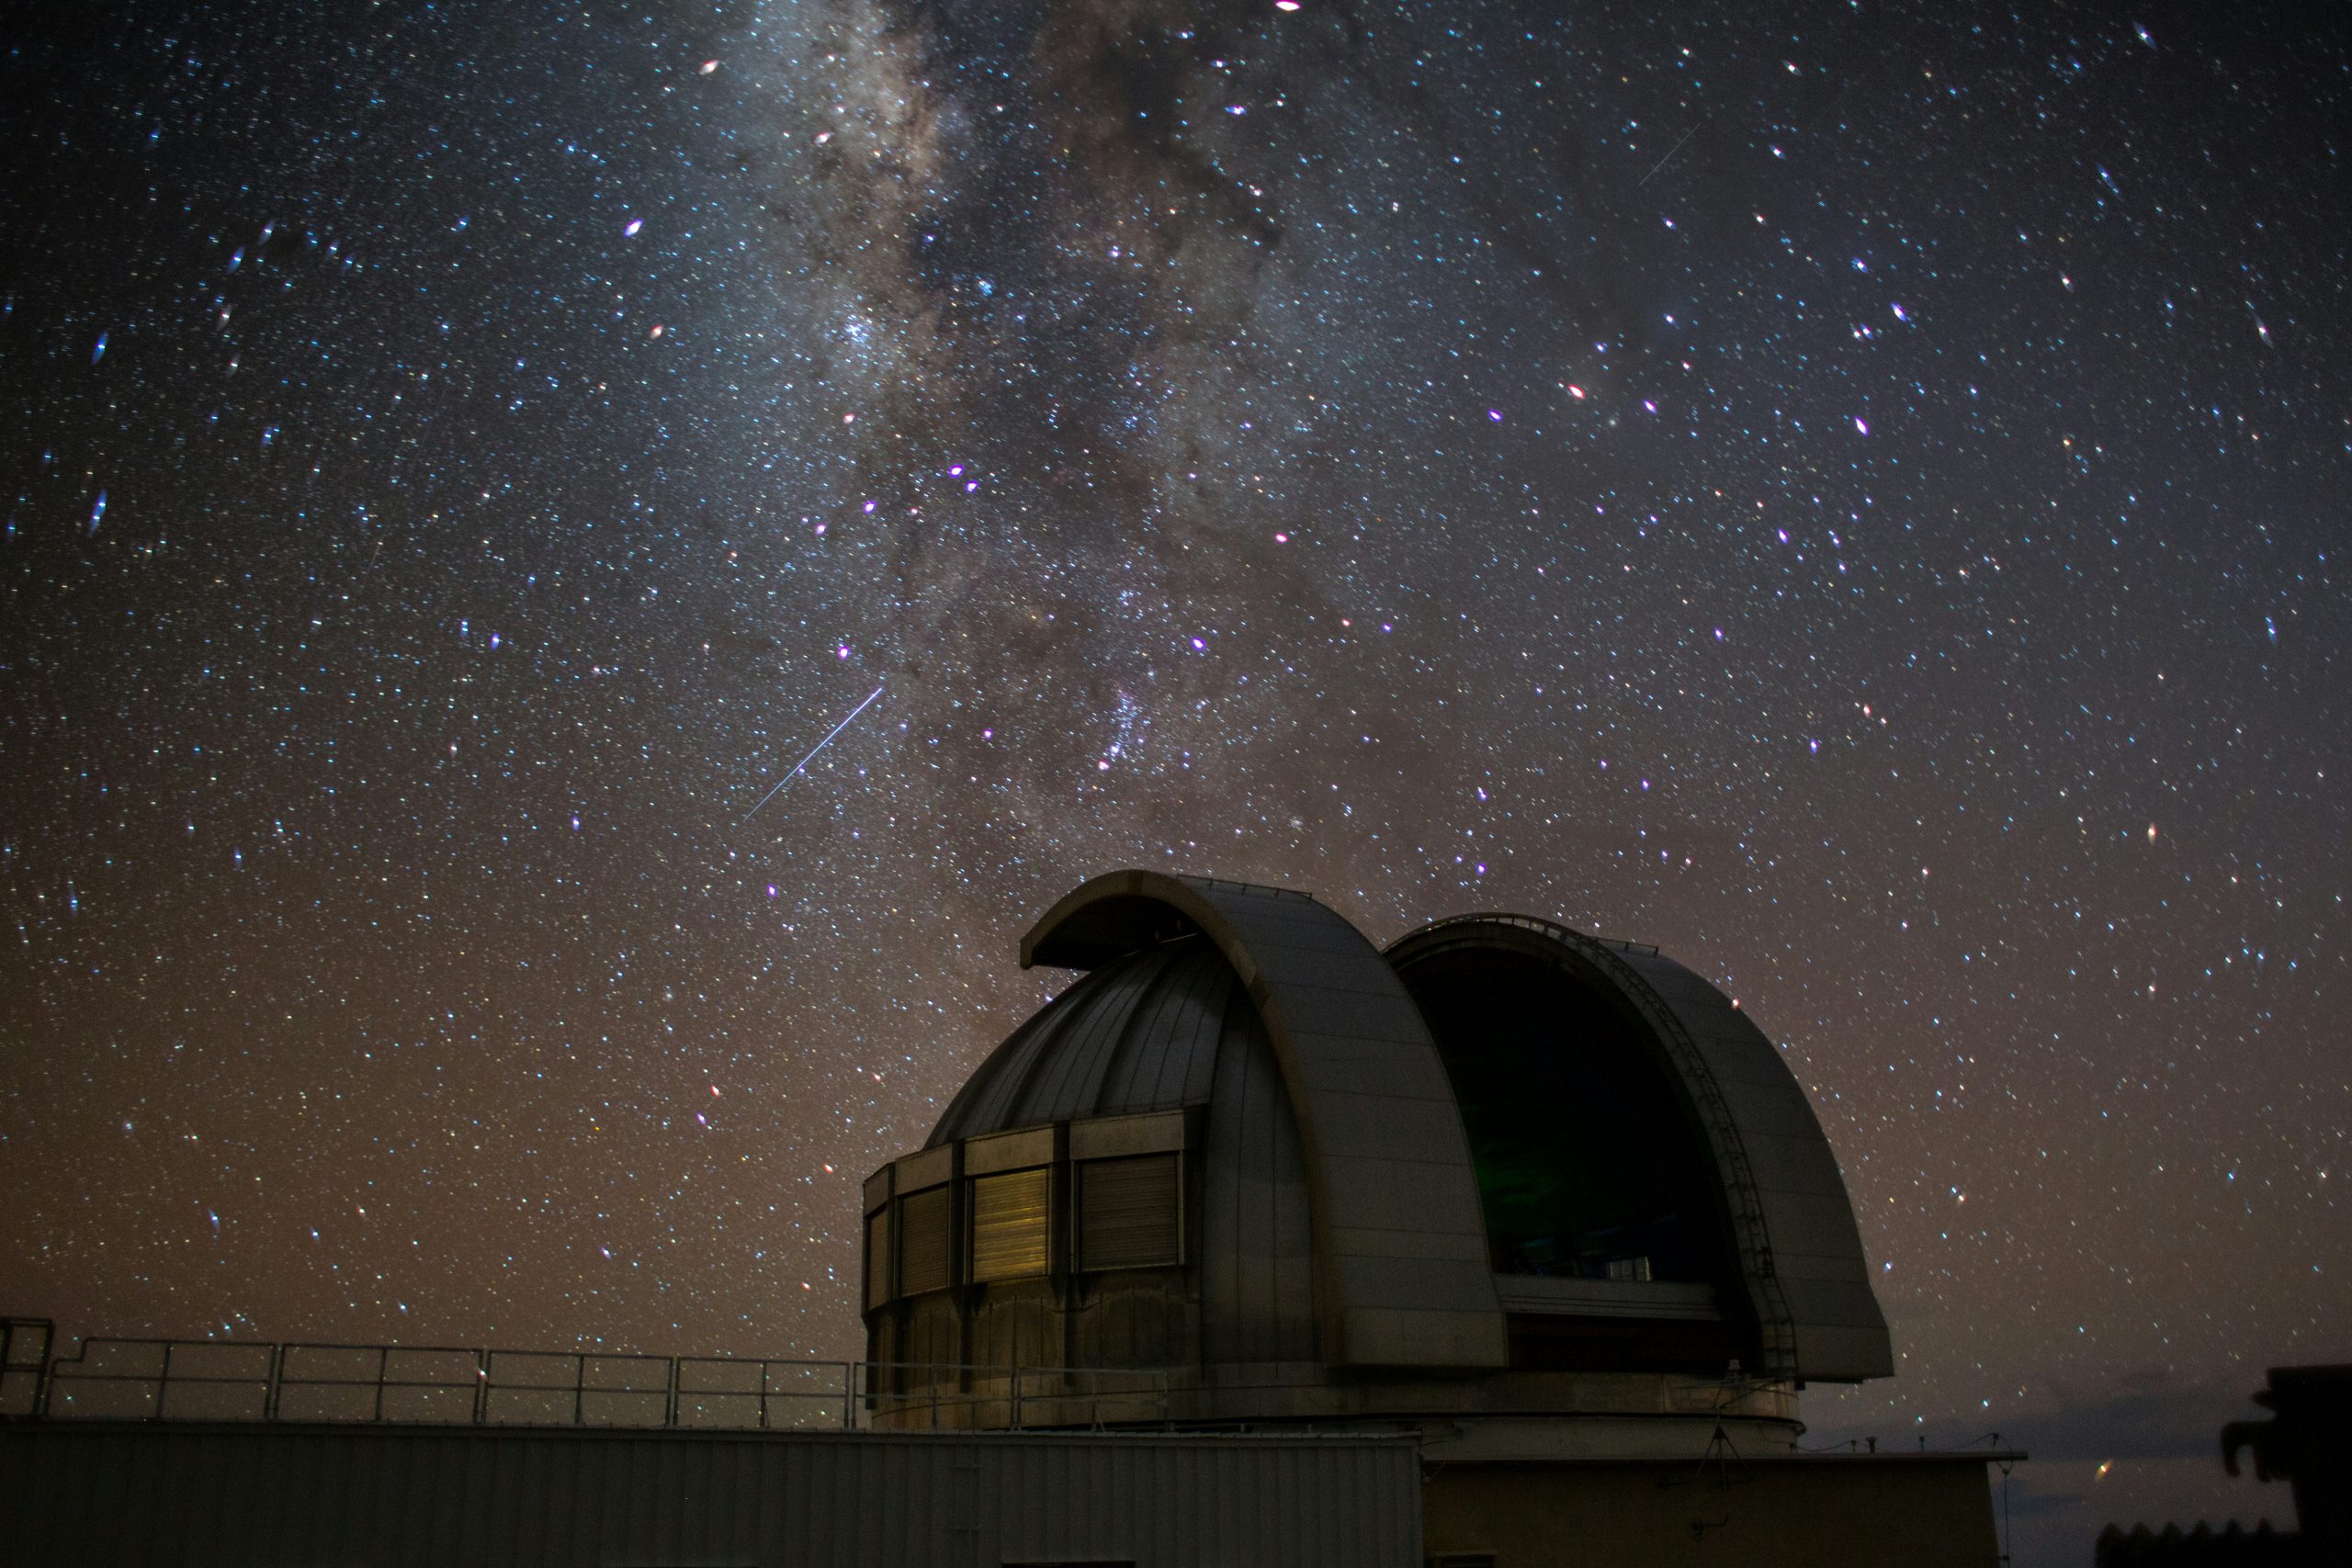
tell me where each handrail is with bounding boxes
[0,1318,54,1418]
[28,1337,1204,1433]
[17,1336,1804,1436]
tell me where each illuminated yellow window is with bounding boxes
[968,1168,1050,1282]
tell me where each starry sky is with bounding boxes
[3,2,2346,1561]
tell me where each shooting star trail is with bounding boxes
[1638,125,1698,186]
[741,685,886,821]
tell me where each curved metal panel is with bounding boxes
[1200,974,1319,1366]
[1023,872,1508,1369]
[1385,915,1894,1382]
[929,938,1238,1145]
[917,929,1321,1371]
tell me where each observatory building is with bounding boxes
[862,869,2000,1563]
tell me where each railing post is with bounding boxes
[1012,1365,1022,1431]
[373,1347,387,1424]
[32,1323,55,1419]
[263,1343,282,1422]
[663,1356,679,1429]
[155,1341,172,1422]
[473,1348,491,1425]
[573,1353,585,1427]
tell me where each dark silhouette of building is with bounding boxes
[2098,1364,2352,1567]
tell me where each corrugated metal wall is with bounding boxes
[0,1424,1420,1568]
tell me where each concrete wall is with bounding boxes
[1422,1455,2002,1568]
[0,1424,1421,1568]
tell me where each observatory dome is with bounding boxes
[861,871,1892,1435]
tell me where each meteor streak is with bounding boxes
[742,684,885,820]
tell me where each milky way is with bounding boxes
[4,5,2346,1562]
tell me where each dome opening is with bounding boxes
[1398,948,1737,1289]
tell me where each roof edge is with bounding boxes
[1023,871,1317,971]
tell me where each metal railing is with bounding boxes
[0,1319,51,1417]
[15,1331,1797,1436]
[23,1334,1183,1433]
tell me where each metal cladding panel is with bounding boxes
[930,935,1250,1146]
[1067,1108,1187,1159]
[1286,1034,1459,1100]
[1201,979,1319,1365]
[978,1433,1420,1568]
[1309,1090,1483,1155]
[1023,871,1507,1369]
[1101,938,1234,1111]
[1027,944,1170,1117]
[965,1124,1055,1175]
[0,1426,1418,1568]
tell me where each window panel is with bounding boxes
[864,1210,891,1309]
[898,1186,952,1296]
[969,1168,1050,1282]
[1078,1153,1181,1270]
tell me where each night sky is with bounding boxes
[4,2,2346,1561]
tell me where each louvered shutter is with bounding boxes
[968,1168,1050,1281]
[897,1186,952,1295]
[1078,1153,1181,1270]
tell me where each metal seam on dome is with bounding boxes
[1039,943,1174,1122]
[1158,939,1232,1107]
[1386,913,1800,1381]
[941,936,1239,1143]
[955,963,1108,1143]
[930,996,1046,1145]
[1093,934,1194,1116]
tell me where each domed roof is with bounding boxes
[922,921,1332,1373]
[928,934,1252,1146]
[872,870,1892,1389]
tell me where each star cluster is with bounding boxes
[3,3,2346,1561]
